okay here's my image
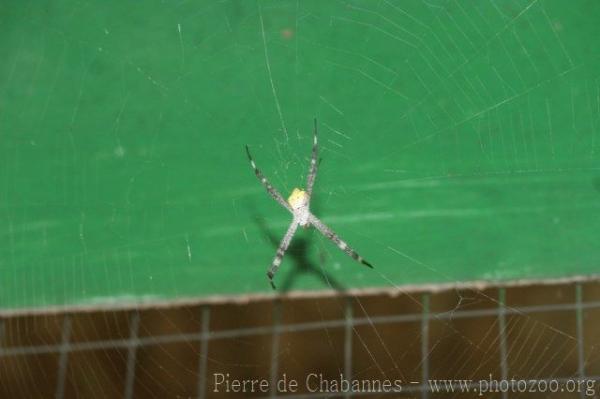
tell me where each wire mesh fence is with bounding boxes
[1,280,599,398]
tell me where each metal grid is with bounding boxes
[0,282,598,398]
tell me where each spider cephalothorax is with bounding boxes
[245,119,373,289]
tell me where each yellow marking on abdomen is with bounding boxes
[288,187,307,207]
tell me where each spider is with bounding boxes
[245,119,373,289]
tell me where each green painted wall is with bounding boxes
[1,1,599,310]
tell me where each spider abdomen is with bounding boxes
[288,188,310,227]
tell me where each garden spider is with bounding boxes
[245,119,373,289]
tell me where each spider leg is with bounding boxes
[267,221,299,289]
[245,145,292,213]
[306,118,318,197]
[309,214,373,268]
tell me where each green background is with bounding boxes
[1,1,599,311]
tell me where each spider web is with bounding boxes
[1,0,600,397]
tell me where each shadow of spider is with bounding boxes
[253,216,346,293]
